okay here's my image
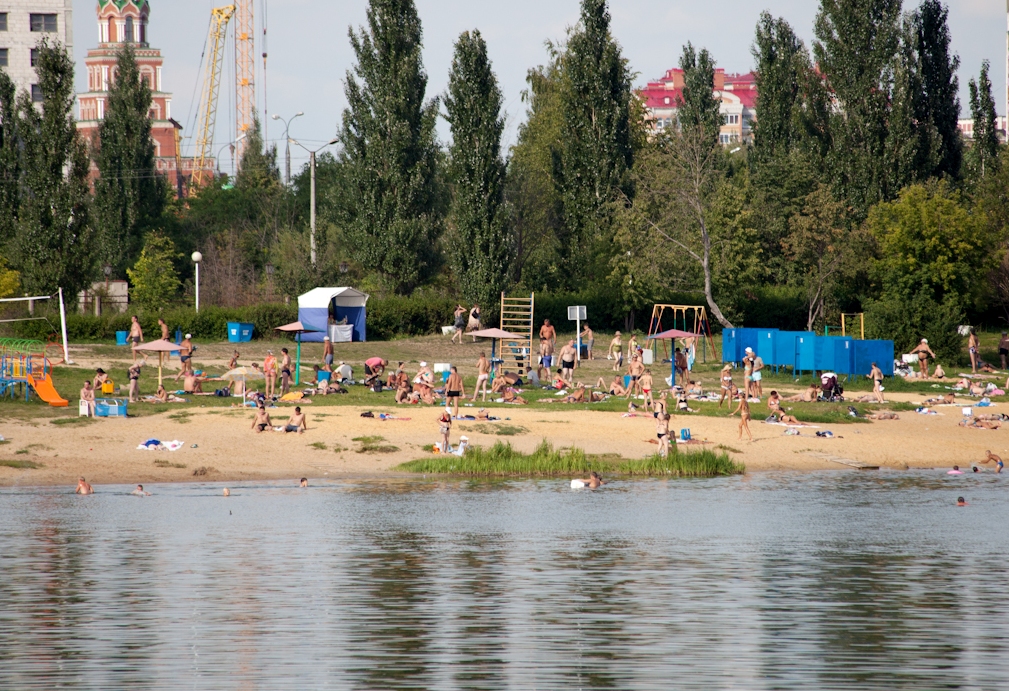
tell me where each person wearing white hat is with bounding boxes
[910,338,935,378]
[323,336,334,368]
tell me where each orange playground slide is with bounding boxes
[27,372,69,407]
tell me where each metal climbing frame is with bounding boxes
[499,292,534,374]
[0,338,48,401]
[644,305,717,362]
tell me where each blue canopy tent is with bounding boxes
[297,287,369,343]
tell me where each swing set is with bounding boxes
[644,305,717,362]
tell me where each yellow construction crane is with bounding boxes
[234,0,255,154]
[192,5,235,189]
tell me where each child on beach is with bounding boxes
[731,392,753,441]
[640,369,654,409]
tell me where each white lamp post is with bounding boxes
[271,112,303,185]
[192,251,203,312]
[290,137,339,266]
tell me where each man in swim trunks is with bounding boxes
[626,355,644,399]
[280,348,293,395]
[999,332,1009,370]
[538,338,554,382]
[752,351,765,397]
[608,332,623,371]
[251,404,273,433]
[175,334,194,378]
[581,323,594,360]
[980,450,1004,473]
[539,319,556,349]
[445,366,466,417]
[129,315,147,364]
[323,336,334,368]
[75,477,94,495]
[472,352,491,402]
[869,362,885,403]
[674,348,688,384]
[558,340,577,384]
[285,406,307,433]
[80,381,96,416]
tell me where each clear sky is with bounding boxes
[73,0,1006,177]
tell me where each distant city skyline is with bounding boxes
[67,0,1006,177]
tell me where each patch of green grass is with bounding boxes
[50,417,99,426]
[332,444,347,453]
[887,401,919,412]
[167,411,194,423]
[461,423,529,436]
[14,449,28,455]
[716,444,743,454]
[351,435,399,453]
[396,440,744,478]
[352,435,384,444]
[153,459,186,469]
[309,441,327,450]
[0,459,42,469]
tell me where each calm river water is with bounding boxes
[1,471,1007,690]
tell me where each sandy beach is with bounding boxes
[1,390,1003,487]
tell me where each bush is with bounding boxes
[864,291,965,364]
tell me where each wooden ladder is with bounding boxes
[499,292,535,374]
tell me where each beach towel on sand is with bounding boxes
[136,439,185,451]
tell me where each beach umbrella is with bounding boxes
[467,328,524,378]
[647,328,701,387]
[274,321,320,386]
[132,339,180,387]
[221,366,266,382]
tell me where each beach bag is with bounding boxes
[372,380,383,393]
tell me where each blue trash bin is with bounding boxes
[227,322,254,343]
[115,331,129,346]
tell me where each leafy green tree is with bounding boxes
[0,69,21,245]
[506,47,566,288]
[813,0,902,216]
[676,43,721,144]
[8,40,95,297]
[913,0,962,180]
[968,61,1000,180]
[750,13,810,163]
[444,30,511,313]
[93,44,167,273]
[868,181,996,305]
[553,0,633,281]
[336,0,442,294]
[0,255,19,299]
[236,115,281,191]
[126,233,182,311]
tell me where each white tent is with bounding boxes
[297,287,370,342]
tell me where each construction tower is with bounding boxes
[192,5,235,188]
[235,0,255,155]
[499,293,535,374]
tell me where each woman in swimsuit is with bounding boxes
[731,392,753,441]
[718,365,733,408]
[438,409,453,451]
[263,351,278,399]
[127,364,141,402]
[656,413,671,457]
[609,332,623,371]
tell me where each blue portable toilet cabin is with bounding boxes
[297,287,369,342]
[853,340,895,376]
[794,334,817,373]
[721,327,761,363]
[755,329,778,364]
[774,331,814,369]
[828,337,855,375]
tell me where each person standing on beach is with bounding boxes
[473,352,491,402]
[438,408,453,452]
[581,323,594,360]
[559,340,577,384]
[75,477,94,495]
[967,328,980,375]
[626,355,644,399]
[640,369,654,409]
[538,338,554,382]
[980,450,1003,473]
[129,316,147,364]
[468,304,481,336]
[158,318,170,341]
[128,363,141,402]
[743,349,755,400]
[175,334,194,379]
[229,350,240,369]
[656,413,671,457]
[263,351,278,398]
[718,365,733,408]
[869,362,885,403]
[910,339,936,378]
[323,336,334,368]
[628,333,639,358]
[730,391,753,441]
[451,305,467,344]
[539,319,557,350]
[445,366,466,418]
[752,351,765,398]
[999,332,1009,370]
[280,348,292,395]
[608,332,623,371]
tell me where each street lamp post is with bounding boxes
[290,137,339,266]
[192,251,203,312]
[271,112,303,185]
[216,133,247,177]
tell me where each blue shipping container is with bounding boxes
[227,322,254,343]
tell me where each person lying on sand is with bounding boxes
[866,411,899,420]
[980,450,1004,473]
[766,391,800,423]
[783,383,818,403]
[75,477,94,495]
[251,404,273,433]
[849,394,881,403]
[922,393,957,405]
[573,471,606,489]
[687,380,704,397]
[959,417,1001,430]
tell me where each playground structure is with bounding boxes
[824,313,866,338]
[645,305,716,362]
[0,337,68,406]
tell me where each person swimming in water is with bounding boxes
[75,477,94,495]
[131,484,150,496]
[957,497,968,506]
[300,478,308,487]
[948,465,964,475]
[222,488,231,497]
[573,471,606,489]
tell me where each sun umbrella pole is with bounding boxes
[159,351,163,388]
[295,332,301,386]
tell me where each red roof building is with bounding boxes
[639,68,758,145]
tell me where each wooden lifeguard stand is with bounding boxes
[645,305,716,361]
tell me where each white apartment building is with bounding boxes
[0,0,74,100]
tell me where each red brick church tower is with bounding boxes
[77,0,199,195]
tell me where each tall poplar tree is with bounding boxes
[94,44,166,273]
[814,0,902,216]
[751,13,809,162]
[0,69,21,245]
[553,0,632,281]
[913,0,961,179]
[444,30,510,312]
[677,43,721,144]
[9,40,95,296]
[969,61,1000,179]
[337,0,441,294]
